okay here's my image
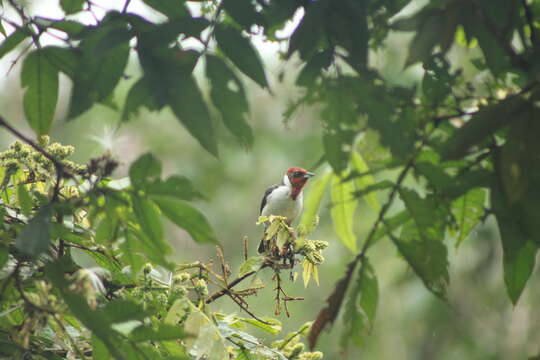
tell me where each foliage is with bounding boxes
[1,0,540,357]
[0,137,324,359]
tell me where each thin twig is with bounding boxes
[205,263,270,304]
[122,0,132,13]
[227,293,271,325]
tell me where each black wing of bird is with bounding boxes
[259,184,279,215]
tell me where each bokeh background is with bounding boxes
[1,1,539,359]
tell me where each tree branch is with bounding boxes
[206,263,270,304]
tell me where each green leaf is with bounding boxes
[330,173,358,253]
[0,245,8,269]
[299,170,332,233]
[399,188,446,242]
[131,324,188,342]
[68,18,130,118]
[0,29,28,61]
[222,0,263,29]
[351,152,379,211]
[147,175,205,201]
[442,97,529,160]
[34,17,85,37]
[92,336,109,360]
[500,118,530,203]
[41,46,80,79]
[17,184,33,216]
[371,210,412,245]
[15,205,52,258]
[353,180,393,199]
[214,25,268,89]
[122,78,161,122]
[238,256,265,277]
[394,222,449,297]
[60,0,84,14]
[206,55,253,148]
[137,44,218,156]
[142,0,189,19]
[491,178,537,304]
[21,49,59,135]
[132,194,164,242]
[404,13,445,67]
[287,0,329,60]
[235,349,253,360]
[296,49,333,88]
[167,72,219,157]
[238,317,282,335]
[451,188,486,247]
[126,228,172,270]
[103,300,148,324]
[341,257,378,348]
[129,153,162,189]
[152,196,218,245]
[185,306,228,360]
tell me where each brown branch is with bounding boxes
[227,292,271,325]
[205,263,270,304]
[308,129,432,350]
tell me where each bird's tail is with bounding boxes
[257,237,267,253]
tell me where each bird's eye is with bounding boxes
[293,171,303,177]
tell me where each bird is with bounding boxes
[258,167,314,253]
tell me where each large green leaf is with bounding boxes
[399,188,446,242]
[442,97,529,160]
[129,153,162,189]
[214,25,268,89]
[491,177,538,304]
[147,175,205,201]
[132,194,164,243]
[130,324,188,342]
[60,0,84,14]
[206,55,253,148]
[222,0,263,29]
[142,0,189,19]
[404,13,444,67]
[122,78,161,122]
[41,46,80,79]
[103,300,149,323]
[0,29,29,61]
[152,195,218,245]
[137,45,218,156]
[287,0,329,60]
[299,171,332,233]
[15,205,52,258]
[330,173,358,252]
[341,258,378,348]
[126,228,172,270]
[351,152,379,211]
[451,188,486,247]
[394,222,449,297]
[68,16,130,118]
[21,49,59,135]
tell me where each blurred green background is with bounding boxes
[1,0,539,358]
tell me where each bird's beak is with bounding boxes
[304,172,315,178]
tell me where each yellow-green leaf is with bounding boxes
[330,173,358,253]
[351,152,380,212]
[299,170,332,234]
